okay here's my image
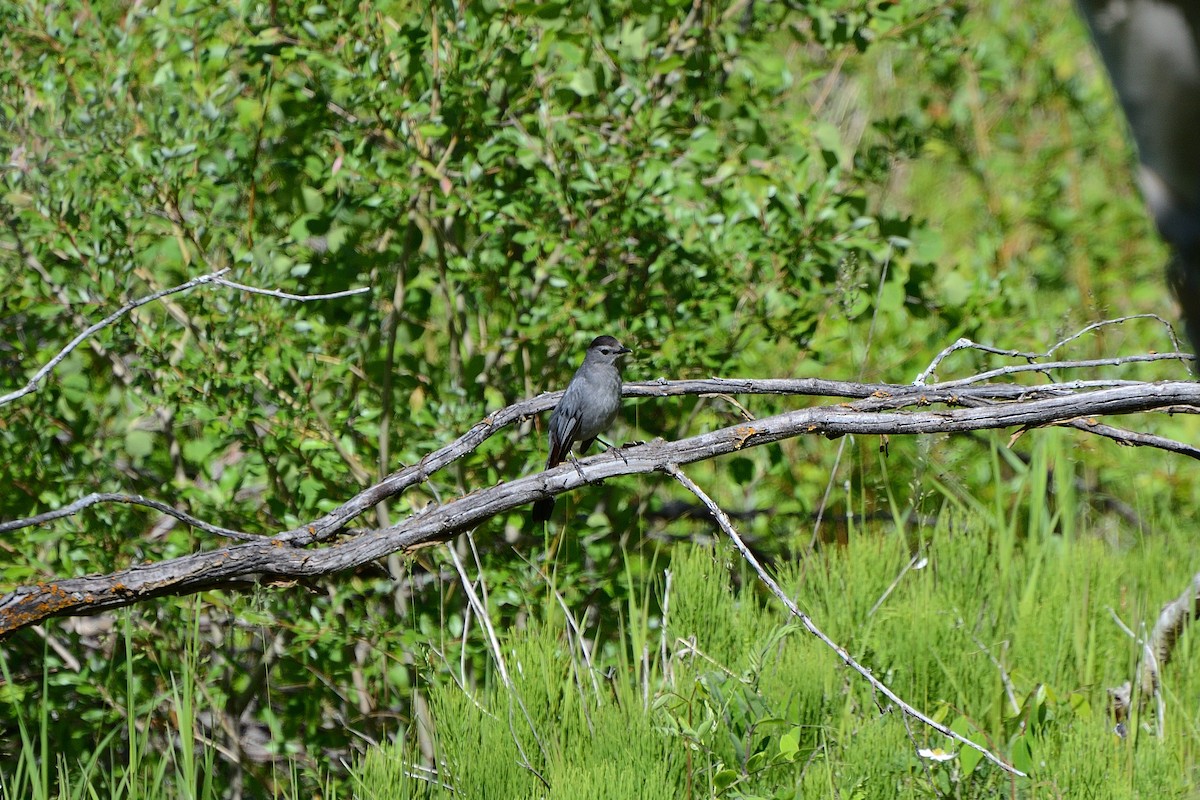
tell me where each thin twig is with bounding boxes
[447,541,551,770]
[940,393,1200,460]
[662,463,1025,777]
[0,269,230,407]
[914,338,1041,385]
[447,544,511,688]
[0,492,261,540]
[1107,606,1138,640]
[1044,314,1184,358]
[1060,418,1200,460]
[962,625,1019,715]
[914,315,1190,385]
[30,625,81,672]
[928,353,1193,389]
[867,553,925,618]
[514,548,602,703]
[214,278,370,302]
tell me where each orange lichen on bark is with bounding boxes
[733,426,757,449]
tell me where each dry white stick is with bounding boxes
[447,543,511,688]
[0,492,259,540]
[867,553,925,618]
[0,269,230,407]
[447,540,551,774]
[214,277,370,301]
[1043,314,1184,357]
[1,269,370,408]
[663,463,1025,778]
[962,626,1020,716]
[928,353,1193,389]
[914,315,1192,386]
[661,569,673,686]
[914,337,1036,384]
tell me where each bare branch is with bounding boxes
[214,278,370,302]
[1059,419,1200,460]
[0,269,231,408]
[915,337,1040,384]
[0,493,261,541]
[272,377,1200,551]
[914,316,1191,386]
[926,389,1200,460]
[4,377,1200,636]
[1043,314,1185,358]
[927,353,1194,389]
[661,464,1024,777]
[1,269,369,409]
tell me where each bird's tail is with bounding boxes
[531,496,555,523]
[533,448,563,523]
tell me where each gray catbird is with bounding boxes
[531,335,632,523]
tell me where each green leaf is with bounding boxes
[1010,735,1034,776]
[124,429,155,459]
[567,68,596,97]
[713,768,738,793]
[951,716,983,776]
[779,726,801,759]
[301,186,325,214]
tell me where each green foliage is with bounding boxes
[3,0,1200,795]
[367,624,685,799]
[351,516,1200,798]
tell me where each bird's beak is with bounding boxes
[619,346,633,356]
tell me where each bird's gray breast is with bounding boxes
[567,362,622,440]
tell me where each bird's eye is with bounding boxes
[601,348,609,354]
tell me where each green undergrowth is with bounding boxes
[0,608,336,800]
[358,514,1200,799]
[6,504,1199,798]
[7,430,1200,800]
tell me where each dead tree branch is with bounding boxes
[0,268,372,409]
[1109,571,1200,735]
[0,493,262,540]
[3,377,1200,636]
[213,277,371,302]
[0,269,230,407]
[913,314,1190,385]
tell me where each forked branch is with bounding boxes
[4,312,1198,779]
[3,376,1200,636]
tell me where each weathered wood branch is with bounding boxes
[2,377,1200,637]
[1109,571,1200,735]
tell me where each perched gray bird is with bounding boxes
[532,335,632,523]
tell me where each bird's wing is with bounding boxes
[546,409,581,468]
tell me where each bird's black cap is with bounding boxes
[588,335,632,354]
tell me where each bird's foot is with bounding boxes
[605,444,630,465]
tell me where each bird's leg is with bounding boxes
[595,436,629,465]
[566,451,590,481]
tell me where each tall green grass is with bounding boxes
[8,438,1200,798]
[0,604,334,800]
[359,452,1200,797]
